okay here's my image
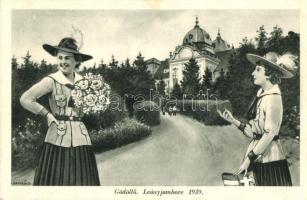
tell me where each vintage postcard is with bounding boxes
[0,0,306,199]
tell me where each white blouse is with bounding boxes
[20,70,92,147]
[243,84,286,163]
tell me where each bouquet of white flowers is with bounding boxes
[71,73,111,114]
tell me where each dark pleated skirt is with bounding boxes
[251,159,292,186]
[33,143,100,186]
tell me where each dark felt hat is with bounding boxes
[43,37,93,62]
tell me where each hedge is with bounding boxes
[90,118,152,151]
[12,117,152,170]
[133,101,160,126]
[176,100,232,125]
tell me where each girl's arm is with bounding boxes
[218,109,254,138]
[240,120,258,138]
[20,77,53,116]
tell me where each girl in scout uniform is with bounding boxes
[20,37,100,186]
[219,52,296,186]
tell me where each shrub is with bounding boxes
[176,100,232,125]
[90,118,152,151]
[280,106,300,138]
[133,101,160,126]
[12,117,152,170]
[83,91,128,131]
[11,118,46,171]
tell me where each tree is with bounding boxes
[21,51,32,69]
[121,53,154,116]
[12,52,43,128]
[157,78,166,97]
[266,26,283,52]
[240,37,249,46]
[124,58,131,68]
[171,82,183,99]
[224,38,257,116]
[120,62,125,68]
[39,59,55,76]
[98,59,107,77]
[102,53,155,117]
[12,55,18,70]
[201,67,212,91]
[255,25,268,55]
[109,55,119,69]
[104,55,120,91]
[224,26,299,131]
[212,69,228,100]
[284,31,300,56]
[12,56,19,126]
[133,52,147,71]
[180,57,201,97]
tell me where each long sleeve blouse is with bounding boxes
[20,70,92,147]
[243,84,285,163]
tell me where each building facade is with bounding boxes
[146,17,233,95]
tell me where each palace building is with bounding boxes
[146,17,233,95]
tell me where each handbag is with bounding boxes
[222,172,255,186]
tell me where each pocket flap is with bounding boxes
[56,122,67,136]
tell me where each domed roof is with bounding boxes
[213,29,231,52]
[183,17,213,46]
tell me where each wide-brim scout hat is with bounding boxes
[43,37,93,62]
[246,52,296,79]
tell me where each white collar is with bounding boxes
[48,70,83,85]
[257,84,281,97]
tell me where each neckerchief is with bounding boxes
[246,85,281,120]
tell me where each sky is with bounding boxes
[12,10,299,68]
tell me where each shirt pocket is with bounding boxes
[56,121,67,136]
[54,94,67,108]
[79,123,88,135]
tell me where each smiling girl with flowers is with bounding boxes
[20,37,106,186]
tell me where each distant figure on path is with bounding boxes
[168,106,173,116]
[172,106,177,116]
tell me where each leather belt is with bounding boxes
[55,116,82,121]
[253,133,279,141]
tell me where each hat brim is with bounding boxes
[246,53,293,79]
[43,44,93,62]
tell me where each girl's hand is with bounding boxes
[234,158,251,176]
[46,113,59,126]
[218,109,235,124]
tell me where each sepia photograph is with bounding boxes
[0,0,306,199]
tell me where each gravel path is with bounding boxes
[96,114,249,185]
